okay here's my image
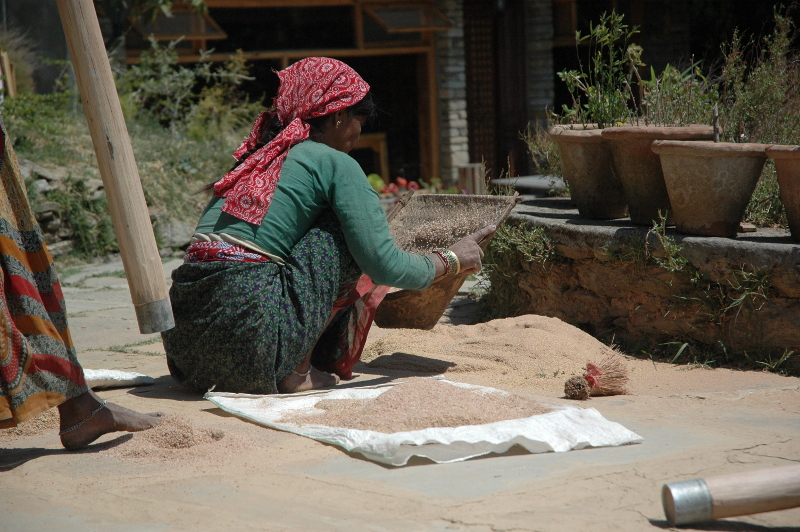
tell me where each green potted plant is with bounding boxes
[652,10,797,238]
[548,11,638,220]
[602,63,717,225]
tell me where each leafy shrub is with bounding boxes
[117,37,263,140]
[521,121,562,177]
[2,69,237,259]
[719,10,800,146]
[541,7,799,229]
[556,11,641,127]
[638,62,719,126]
[718,8,800,226]
[47,177,118,256]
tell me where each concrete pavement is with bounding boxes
[1,257,799,532]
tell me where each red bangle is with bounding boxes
[433,250,450,276]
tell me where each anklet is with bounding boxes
[59,399,107,435]
[292,367,312,377]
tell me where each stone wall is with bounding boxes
[493,202,800,357]
[434,0,470,184]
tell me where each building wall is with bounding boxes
[434,0,469,184]
[640,0,691,72]
[524,0,554,128]
[441,0,551,181]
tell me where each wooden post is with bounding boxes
[56,0,174,334]
[663,464,800,526]
[0,51,16,98]
[458,163,486,195]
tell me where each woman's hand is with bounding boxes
[449,225,496,275]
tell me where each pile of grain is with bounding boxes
[102,415,235,462]
[361,315,624,394]
[283,378,551,432]
[390,196,510,254]
[0,408,59,441]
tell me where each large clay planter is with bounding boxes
[652,141,768,238]
[765,144,800,241]
[548,125,627,219]
[601,125,714,225]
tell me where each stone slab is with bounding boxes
[512,196,800,276]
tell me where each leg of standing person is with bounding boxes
[0,119,162,450]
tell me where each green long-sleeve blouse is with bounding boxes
[195,140,435,290]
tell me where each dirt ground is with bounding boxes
[1,264,799,532]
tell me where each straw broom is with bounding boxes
[564,353,629,400]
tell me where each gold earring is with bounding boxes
[336,120,341,128]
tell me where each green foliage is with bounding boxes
[479,222,555,320]
[746,163,787,227]
[117,37,262,140]
[601,212,688,271]
[2,85,235,259]
[639,62,719,126]
[556,11,641,127]
[3,92,76,150]
[47,177,118,257]
[128,119,234,222]
[717,7,800,227]
[635,337,796,376]
[719,9,800,146]
[545,7,798,230]
[646,211,689,273]
[521,121,562,177]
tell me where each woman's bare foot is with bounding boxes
[278,366,340,393]
[58,391,163,450]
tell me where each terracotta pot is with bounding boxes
[601,125,715,225]
[765,144,800,241]
[548,125,627,219]
[652,141,768,238]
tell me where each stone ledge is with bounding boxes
[512,197,800,291]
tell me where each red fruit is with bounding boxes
[388,183,399,193]
[396,177,408,188]
[408,181,420,190]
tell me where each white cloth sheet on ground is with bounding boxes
[83,369,155,389]
[205,378,643,466]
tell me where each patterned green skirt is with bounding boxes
[162,212,361,394]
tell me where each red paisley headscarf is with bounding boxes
[213,57,370,225]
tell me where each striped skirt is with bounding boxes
[0,121,87,429]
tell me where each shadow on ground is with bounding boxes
[0,434,131,472]
[649,519,800,531]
